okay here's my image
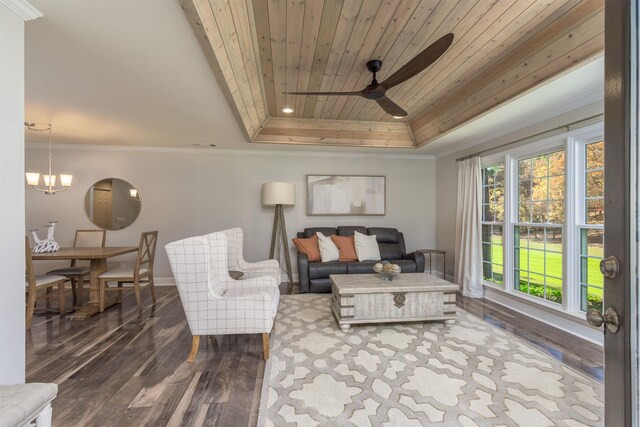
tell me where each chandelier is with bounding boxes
[25,122,73,194]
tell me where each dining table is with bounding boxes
[32,246,138,320]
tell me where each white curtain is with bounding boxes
[454,157,484,298]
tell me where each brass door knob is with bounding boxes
[586,307,620,333]
[600,256,620,279]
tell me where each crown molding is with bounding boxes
[432,91,604,160]
[0,0,42,21]
[25,142,435,160]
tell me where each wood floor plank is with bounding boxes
[219,351,262,427]
[140,355,200,425]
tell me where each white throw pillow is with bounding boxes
[354,231,381,261]
[316,232,340,262]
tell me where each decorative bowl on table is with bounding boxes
[373,261,401,281]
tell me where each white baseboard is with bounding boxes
[483,286,603,345]
[154,277,176,286]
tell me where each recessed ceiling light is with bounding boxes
[393,116,404,119]
[282,107,294,114]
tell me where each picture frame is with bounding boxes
[306,175,386,216]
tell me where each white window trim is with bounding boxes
[480,163,506,286]
[575,137,606,313]
[480,122,604,317]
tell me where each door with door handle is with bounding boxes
[600,1,638,424]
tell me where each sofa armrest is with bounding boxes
[297,253,310,293]
[403,251,425,273]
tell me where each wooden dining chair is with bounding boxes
[47,229,106,307]
[25,237,67,329]
[98,231,158,312]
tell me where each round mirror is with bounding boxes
[84,178,141,230]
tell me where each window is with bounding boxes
[514,151,564,303]
[481,165,504,285]
[479,123,605,317]
[585,141,604,224]
[579,141,604,312]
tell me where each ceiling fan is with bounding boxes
[284,33,454,118]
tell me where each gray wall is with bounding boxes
[435,101,603,280]
[26,147,436,278]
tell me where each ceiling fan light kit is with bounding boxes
[284,33,454,118]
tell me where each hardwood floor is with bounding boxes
[457,295,604,381]
[27,285,603,426]
[27,287,265,426]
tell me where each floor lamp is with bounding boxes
[262,182,295,285]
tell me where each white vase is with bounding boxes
[31,222,60,253]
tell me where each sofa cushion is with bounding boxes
[317,232,340,262]
[331,235,358,261]
[292,235,321,261]
[309,262,347,279]
[302,227,336,238]
[387,259,418,273]
[346,261,378,274]
[354,231,381,261]
[379,243,402,260]
[368,227,400,243]
[337,226,367,237]
[309,278,333,293]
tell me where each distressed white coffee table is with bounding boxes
[330,273,458,331]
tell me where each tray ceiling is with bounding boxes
[181,0,603,148]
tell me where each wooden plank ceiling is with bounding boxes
[181,0,603,148]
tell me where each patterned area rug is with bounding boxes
[258,294,603,426]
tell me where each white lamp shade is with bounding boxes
[262,182,295,206]
[25,173,40,186]
[130,188,138,198]
[43,175,56,186]
[60,174,73,187]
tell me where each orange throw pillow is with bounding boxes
[331,235,358,262]
[292,235,321,261]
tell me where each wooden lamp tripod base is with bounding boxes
[269,204,293,285]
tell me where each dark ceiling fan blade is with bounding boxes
[376,96,407,117]
[380,33,454,90]
[284,91,364,96]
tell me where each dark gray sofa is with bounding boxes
[296,226,425,293]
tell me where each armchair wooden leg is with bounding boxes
[262,333,270,360]
[187,335,200,363]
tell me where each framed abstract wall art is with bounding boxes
[306,175,386,215]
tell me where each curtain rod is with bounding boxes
[455,113,604,162]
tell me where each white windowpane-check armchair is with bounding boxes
[165,232,280,362]
[221,228,281,285]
